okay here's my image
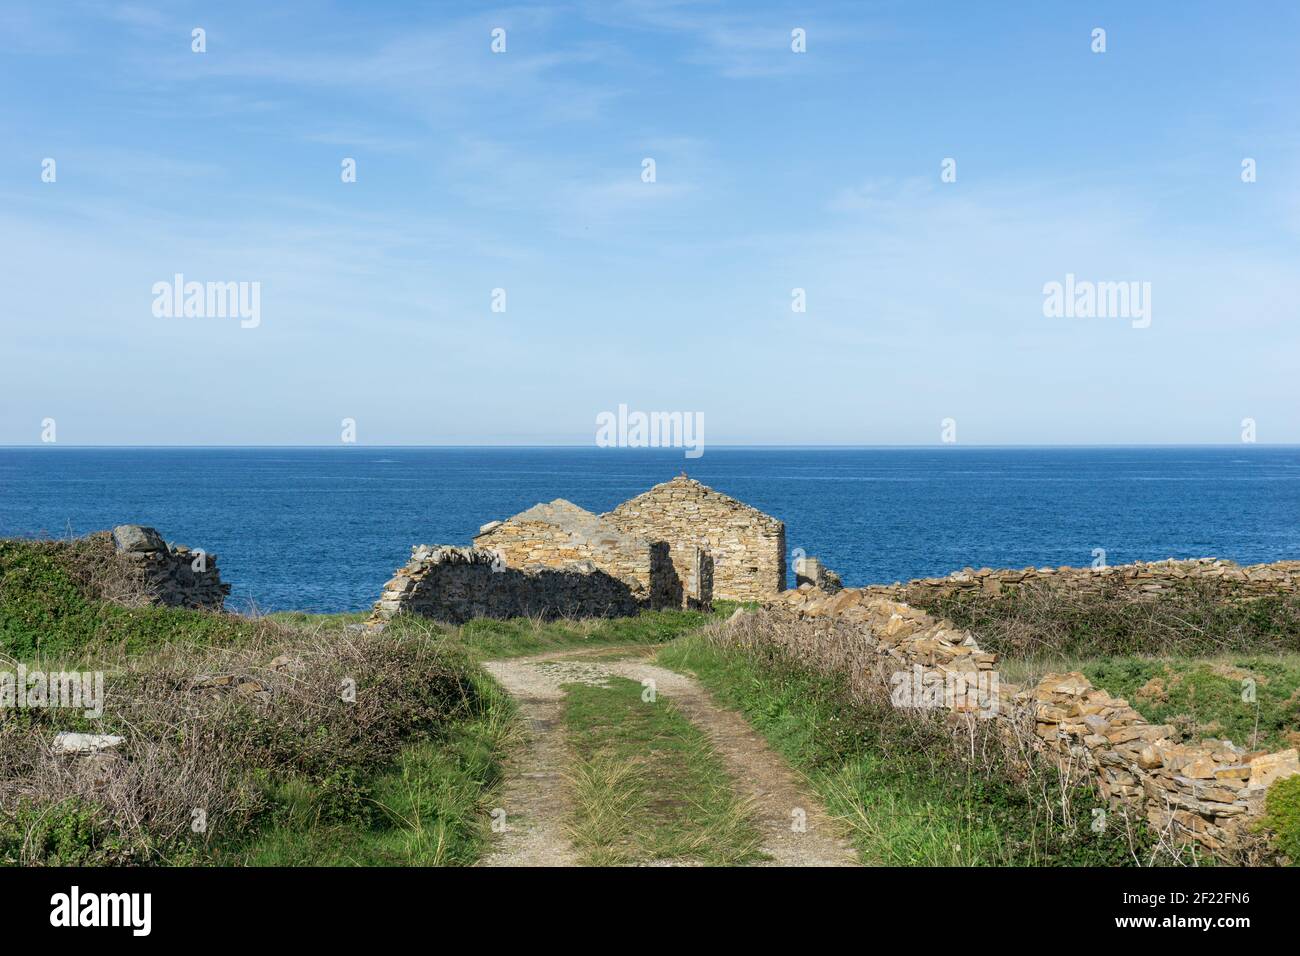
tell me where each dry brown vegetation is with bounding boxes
[0,621,487,864]
[904,577,1300,661]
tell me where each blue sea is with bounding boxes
[2,447,1298,614]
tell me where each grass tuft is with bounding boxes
[562,676,763,866]
[428,608,715,660]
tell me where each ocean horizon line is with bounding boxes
[3,443,1299,451]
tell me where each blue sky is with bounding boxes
[2,0,1298,445]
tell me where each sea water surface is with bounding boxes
[2,446,1298,613]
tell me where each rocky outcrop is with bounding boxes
[368,545,640,626]
[735,585,1300,858]
[111,524,230,611]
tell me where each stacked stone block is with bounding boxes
[369,545,639,625]
[111,525,230,611]
[867,557,1300,602]
[474,500,659,603]
[735,585,1300,858]
[795,555,843,592]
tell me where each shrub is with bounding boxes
[914,578,1300,661]
[1260,774,1300,865]
[0,626,487,864]
[0,797,141,866]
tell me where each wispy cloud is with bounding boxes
[585,0,863,77]
[3,0,1298,443]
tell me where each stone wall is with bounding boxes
[605,476,785,604]
[473,500,675,607]
[864,557,1300,602]
[111,525,230,611]
[794,555,842,592]
[733,585,1300,858]
[368,545,640,625]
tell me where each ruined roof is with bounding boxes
[508,498,597,529]
[478,477,782,546]
[604,476,783,528]
[477,498,644,549]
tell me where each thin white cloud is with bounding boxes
[584,0,866,78]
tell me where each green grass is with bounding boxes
[268,607,720,661]
[264,610,370,632]
[1082,656,1300,752]
[0,534,520,867]
[907,576,1300,752]
[0,537,272,662]
[996,654,1300,753]
[0,797,151,867]
[1259,775,1300,865]
[18,530,1262,867]
[441,608,715,660]
[658,634,1155,866]
[562,675,764,866]
[227,694,515,866]
[0,537,716,867]
[203,635,517,867]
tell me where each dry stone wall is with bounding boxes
[605,476,785,603]
[473,500,674,606]
[865,557,1300,602]
[734,585,1300,858]
[111,525,229,611]
[369,545,640,625]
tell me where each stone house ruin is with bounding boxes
[370,476,786,625]
[475,475,785,609]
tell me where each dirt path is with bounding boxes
[478,646,857,867]
[475,659,583,867]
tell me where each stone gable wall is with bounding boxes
[368,545,640,625]
[111,525,230,611]
[605,477,785,603]
[733,585,1300,858]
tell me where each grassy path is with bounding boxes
[479,646,857,867]
[563,673,763,865]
